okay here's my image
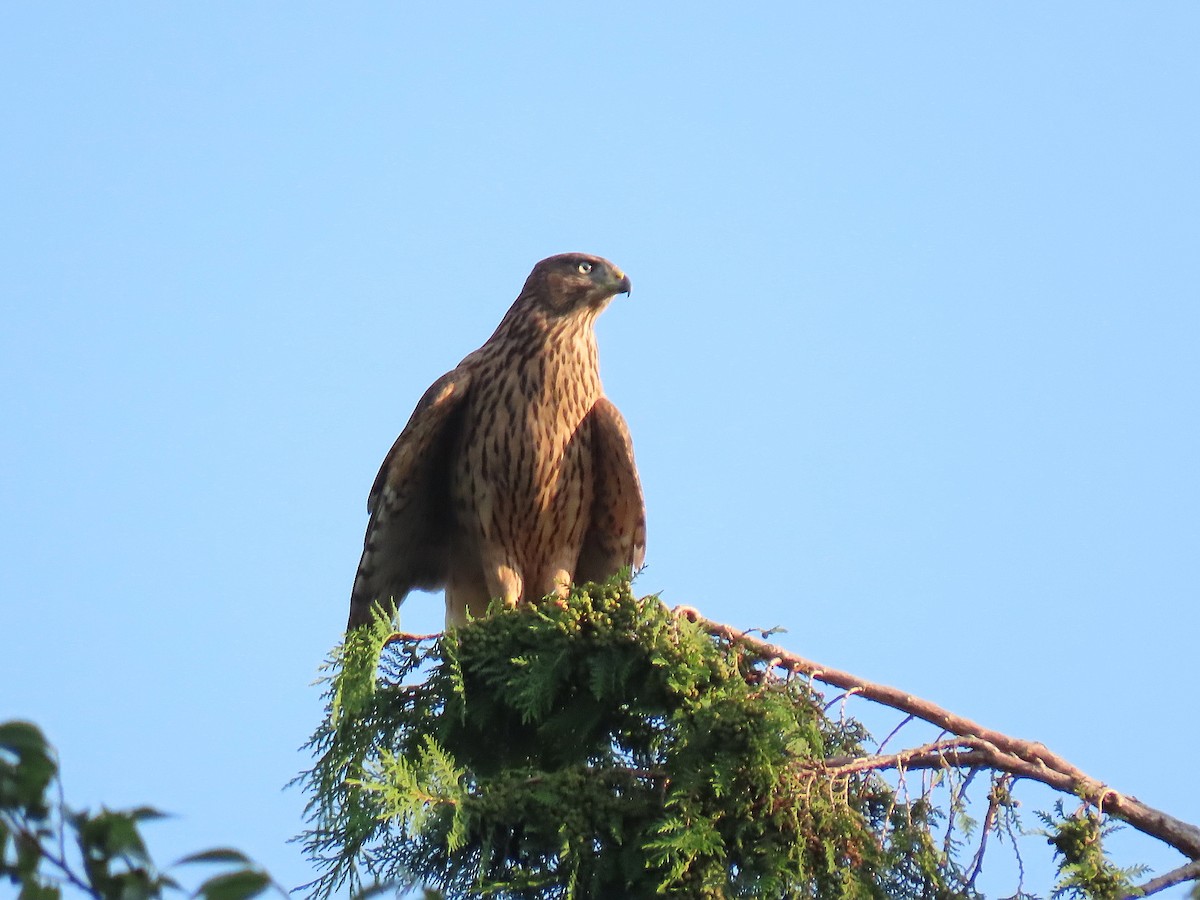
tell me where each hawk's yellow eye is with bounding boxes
[577,261,593,275]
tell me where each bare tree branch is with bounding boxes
[1136,858,1200,897]
[682,609,1200,874]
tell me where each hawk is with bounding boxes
[348,253,646,629]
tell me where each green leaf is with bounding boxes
[16,881,60,900]
[0,722,52,760]
[103,868,159,900]
[194,868,273,900]
[73,808,151,866]
[0,721,56,813]
[176,847,254,866]
[127,805,172,823]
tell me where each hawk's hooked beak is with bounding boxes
[611,268,632,297]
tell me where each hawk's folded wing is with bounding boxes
[575,397,646,585]
[348,368,472,628]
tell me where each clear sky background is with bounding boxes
[2,4,1197,897]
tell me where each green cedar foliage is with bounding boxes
[297,580,976,899]
[1037,803,1147,900]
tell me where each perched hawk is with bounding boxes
[348,253,646,629]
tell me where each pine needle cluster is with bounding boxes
[297,580,973,899]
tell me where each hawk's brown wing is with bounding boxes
[348,368,472,628]
[575,397,646,586]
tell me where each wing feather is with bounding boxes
[575,397,646,586]
[348,368,472,628]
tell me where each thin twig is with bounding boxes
[383,631,444,647]
[965,776,1007,888]
[876,714,915,755]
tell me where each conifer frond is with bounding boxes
[297,579,978,899]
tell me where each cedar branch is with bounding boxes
[1136,859,1200,896]
[378,607,1200,897]
[681,608,1200,892]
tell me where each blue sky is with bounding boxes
[2,3,1197,896]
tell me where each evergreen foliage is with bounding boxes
[297,580,977,899]
[0,586,1167,900]
[1037,803,1147,900]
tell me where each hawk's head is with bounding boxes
[521,253,632,316]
